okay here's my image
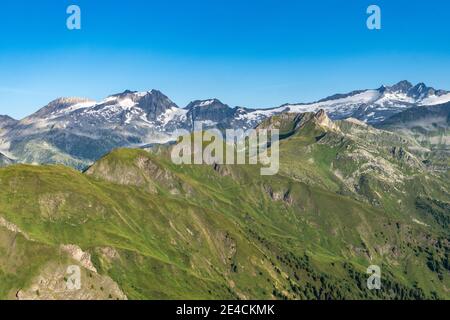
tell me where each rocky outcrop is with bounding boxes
[314,109,339,132]
[16,262,127,300]
[60,244,98,273]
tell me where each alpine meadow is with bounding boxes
[0,0,449,303]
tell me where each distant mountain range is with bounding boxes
[0,80,449,169]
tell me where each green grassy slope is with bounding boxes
[0,112,448,300]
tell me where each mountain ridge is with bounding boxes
[0,109,448,299]
[6,80,450,122]
[1,80,449,169]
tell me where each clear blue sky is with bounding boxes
[1,0,450,119]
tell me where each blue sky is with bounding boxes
[1,0,450,119]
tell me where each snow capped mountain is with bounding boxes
[237,81,450,125]
[26,97,96,120]
[240,89,382,124]
[75,89,186,130]
[185,99,244,129]
[1,80,449,169]
[1,90,193,169]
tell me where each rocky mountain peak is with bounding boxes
[0,115,16,122]
[384,81,448,100]
[134,90,179,120]
[112,89,137,97]
[97,89,179,120]
[388,80,413,93]
[378,81,450,104]
[0,115,17,128]
[186,99,227,110]
[408,82,433,99]
[185,99,234,124]
[314,109,337,131]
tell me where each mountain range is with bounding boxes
[1,80,449,169]
[0,108,448,299]
[0,80,449,299]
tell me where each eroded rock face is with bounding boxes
[60,244,97,273]
[315,109,339,132]
[264,185,293,205]
[217,232,237,267]
[97,247,120,261]
[15,262,127,300]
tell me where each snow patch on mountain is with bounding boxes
[198,100,216,107]
[419,93,450,106]
[246,82,449,124]
[286,89,381,113]
[239,89,382,124]
[157,107,188,126]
